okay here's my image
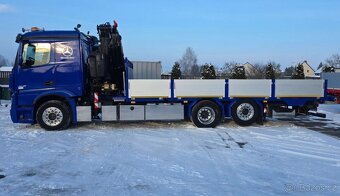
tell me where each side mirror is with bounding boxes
[22,44,36,67]
[15,34,22,43]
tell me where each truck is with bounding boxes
[321,72,340,104]
[9,21,329,130]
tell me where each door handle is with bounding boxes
[44,80,54,86]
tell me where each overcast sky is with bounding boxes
[0,0,339,71]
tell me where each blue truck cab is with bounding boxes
[10,29,92,128]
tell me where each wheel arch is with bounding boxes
[229,98,263,115]
[33,91,77,124]
[190,99,223,127]
[230,98,263,126]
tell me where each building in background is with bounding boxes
[0,67,12,100]
[242,62,256,78]
[300,61,316,78]
[131,61,161,79]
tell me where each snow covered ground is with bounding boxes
[0,103,340,195]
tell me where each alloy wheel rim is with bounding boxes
[236,103,254,121]
[198,106,216,125]
[42,107,63,127]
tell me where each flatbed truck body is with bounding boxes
[9,21,328,130]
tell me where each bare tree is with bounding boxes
[0,54,10,67]
[325,54,340,68]
[220,61,239,78]
[179,47,197,76]
[190,64,201,77]
[250,63,266,79]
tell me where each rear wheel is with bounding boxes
[192,100,221,128]
[232,100,259,126]
[36,100,71,131]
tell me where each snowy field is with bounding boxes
[0,103,340,195]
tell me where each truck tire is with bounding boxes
[36,100,71,131]
[231,100,259,126]
[192,100,221,128]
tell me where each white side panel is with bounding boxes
[129,79,170,98]
[102,106,117,121]
[145,104,184,120]
[76,106,91,122]
[229,80,271,98]
[174,80,225,98]
[120,105,145,121]
[275,80,324,97]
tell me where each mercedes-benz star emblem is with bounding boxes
[62,46,73,57]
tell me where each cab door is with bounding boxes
[16,42,55,106]
[53,40,83,96]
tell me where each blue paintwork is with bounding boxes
[21,31,80,41]
[324,80,328,98]
[225,79,228,98]
[170,79,175,100]
[124,58,132,99]
[11,30,92,124]
[271,79,275,98]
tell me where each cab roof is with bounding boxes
[20,30,82,41]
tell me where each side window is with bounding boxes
[22,43,51,66]
[55,41,78,62]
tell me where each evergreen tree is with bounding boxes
[265,63,275,79]
[171,62,181,79]
[291,63,305,79]
[231,66,246,79]
[322,65,335,73]
[209,64,217,79]
[284,66,295,76]
[317,62,324,70]
[201,63,217,79]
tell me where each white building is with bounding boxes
[299,61,316,78]
[242,62,256,78]
[0,66,12,100]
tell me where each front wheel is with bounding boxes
[191,100,221,128]
[231,100,259,126]
[36,100,71,130]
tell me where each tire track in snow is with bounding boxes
[214,127,249,149]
